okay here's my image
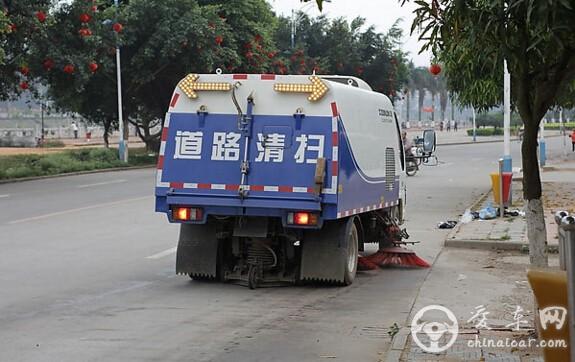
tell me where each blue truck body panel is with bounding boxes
[155,74,403,226]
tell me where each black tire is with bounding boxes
[343,221,359,286]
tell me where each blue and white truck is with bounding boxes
[155,72,406,287]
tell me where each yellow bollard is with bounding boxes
[527,268,571,361]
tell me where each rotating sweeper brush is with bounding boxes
[358,246,430,269]
[357,218,430,270]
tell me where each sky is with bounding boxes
[267,0,432,67]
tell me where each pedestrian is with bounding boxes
[72,122,79,139]
[402,131,412,154]
[571,129,575,152]
[446,121,451,132]
[454,121,458,131]
[439,121,444,131]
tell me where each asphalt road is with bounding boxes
[0,137,563,362]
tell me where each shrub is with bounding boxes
[467,128,504,136]
[41,139,66,148]
[543,122,575,130]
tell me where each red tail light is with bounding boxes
[172,207,203,221]
[295,212,310,225]
[287,212,318,226]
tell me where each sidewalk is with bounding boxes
[385,156,574,362]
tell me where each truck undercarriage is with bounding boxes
[176,207,401,288]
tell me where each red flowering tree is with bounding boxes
[0,0,52,99]
[18,0,277,150]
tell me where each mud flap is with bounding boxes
[300,218,353,283]
[176,223,219,279]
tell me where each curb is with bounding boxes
[385,327,411,362]
[445,239,526,251]
[0,165,155,185]
[445,239,559,253]
[437,133,561,147]
[438,138,518,147]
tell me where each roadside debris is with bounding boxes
[438,220,458,229]
[460,209,473,224]
[479,202,498,219]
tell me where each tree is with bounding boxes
[0,0,52,99]
[274,14,409,98]
[25,0,277,150]
[409,0,575,266]
[0,10,9,64]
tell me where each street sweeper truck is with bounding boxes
[155,72,408,288]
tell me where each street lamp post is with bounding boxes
[291,1,330,49]
[472,106,477,142]
[114,0,128,162]
[503,60,512,172]
[40,99,45,144]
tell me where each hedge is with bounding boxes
[0,147,156,180]
[543,122,575,130]
[467,128,504,136]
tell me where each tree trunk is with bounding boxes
[521,121,548,267]
[431,93,435,123]
[406,91,410,124]
[418,89,424,124]
[103,119,112,148]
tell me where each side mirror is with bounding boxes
[422,129,436,153]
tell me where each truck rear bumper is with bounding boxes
[156,191,338,225]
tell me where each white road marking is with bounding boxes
[77,179,127,188]
[146,247,177,260]
[0,194,10,198]
[7,196,150,224]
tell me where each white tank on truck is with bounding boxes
[155,72,407,288]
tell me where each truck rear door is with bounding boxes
[156,95,336,216]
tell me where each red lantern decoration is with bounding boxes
[267,52,275,59]
[91,5,98,12]
[19,81,29,90]
[78,28,92,37]
[112,23,123,33]
[9,23,17,32]
[215,35,223,45]
[43,58,54,71]
[254,34,262,43]
[429,63,441,75]
[79,13,91,23]
[88,62,99,73]
[63,64,75,74]
[36,11,47,23]
[19,65,30,76]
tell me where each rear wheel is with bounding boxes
[343,222,359,285]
